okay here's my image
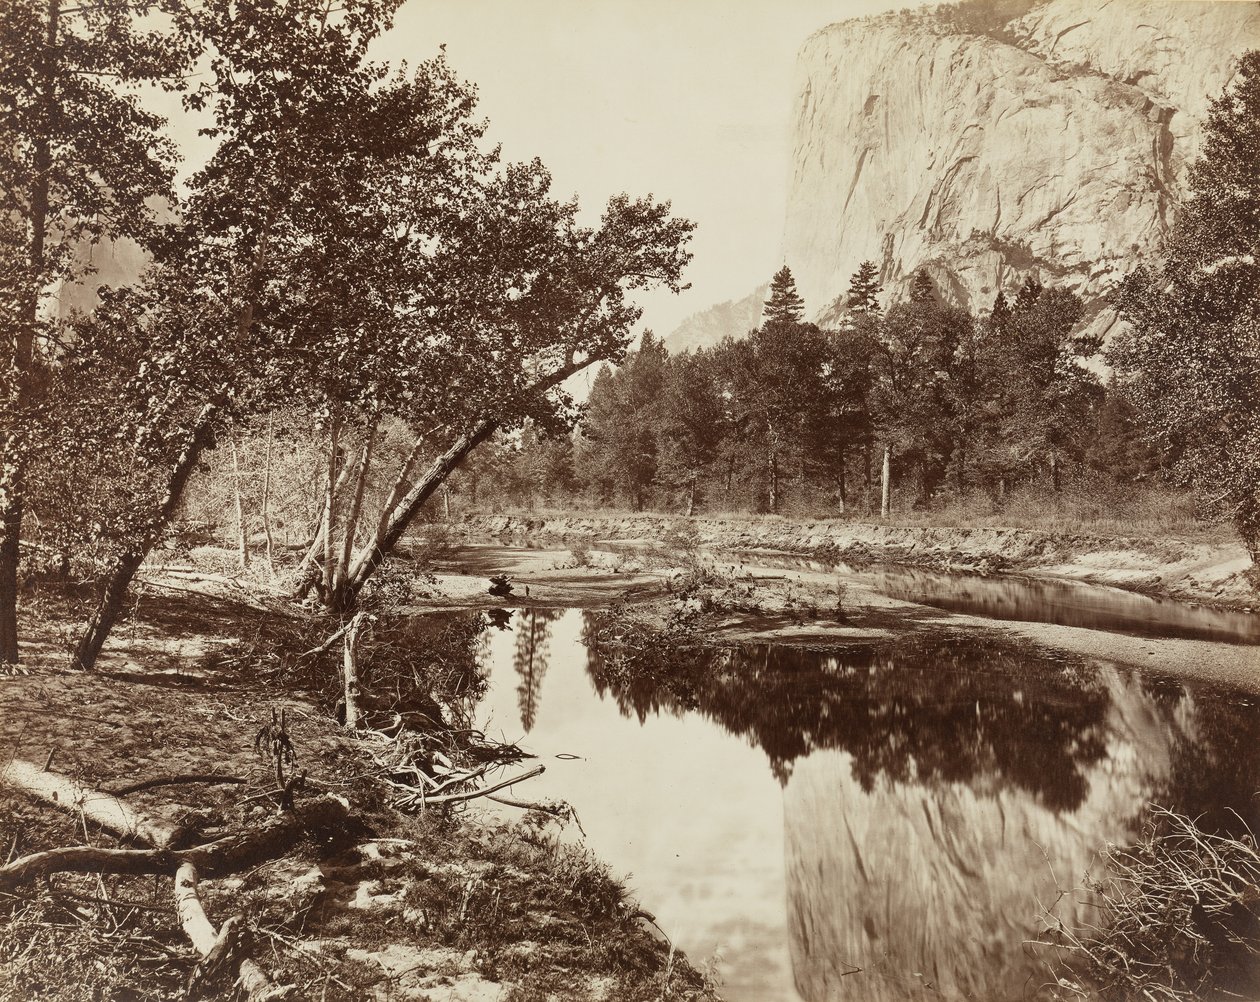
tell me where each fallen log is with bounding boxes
[176,862,293,1000]
[0,758,180,848]
[0,795,350,892]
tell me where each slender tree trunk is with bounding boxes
[341,612,369,729]
[342,418,498,608]
[230,434,249,571]
[863,442,872,514]
[260,415,275,578]
[320,416,341,599]
[74,412,216,670]
[767,427,779,515]
[881,446,892,519]
[0,0,59,663]
[686,474,697,517]
[1049,450,1060,493]
[332,419,376,598]
[289,448,357,598]
[442,486,451,521]
[837,452,847,515]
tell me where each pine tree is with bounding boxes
[764,266,806,326]
[846,260,882,314]
[909,270,936,303]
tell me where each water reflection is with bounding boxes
[468,608,1260,1001]
[586,624,1110,809]
[512,609,563,732]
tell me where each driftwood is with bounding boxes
[394,764,546,809]
[0,759,346,996]
[0,757,180,848]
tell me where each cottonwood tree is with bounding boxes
[0,0,193,662]
[70,0,437,668]
[1112,50,1260,563]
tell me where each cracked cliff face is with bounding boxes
[784,0,1260,320]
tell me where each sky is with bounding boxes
[370,0,933,339]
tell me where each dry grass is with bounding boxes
[1040,806,1260,1001]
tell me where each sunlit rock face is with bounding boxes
[784,1,1260,319]
[782,665,1185,1002]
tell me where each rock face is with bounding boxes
[663,283,768,354]
[789,0,1260,316]
[671,0,1260,346]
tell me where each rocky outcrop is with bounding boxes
[789,0,1259,315]
[671,0,1260,345]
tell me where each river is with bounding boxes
[454,565,1260,1002]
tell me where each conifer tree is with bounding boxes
[764,266,806,326]
[846,260,882,314]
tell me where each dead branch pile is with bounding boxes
[1042,806,1260,1001]
[0,742,349,999]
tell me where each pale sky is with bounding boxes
[373,0,933,338]
[159,1,932,338]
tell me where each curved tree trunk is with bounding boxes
[73,411,216,671]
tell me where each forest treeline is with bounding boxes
[454,265,1158,519]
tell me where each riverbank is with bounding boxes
[0,572,720,1002]
[455,511,1255,609]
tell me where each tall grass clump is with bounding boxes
[1045,807,1260,1001]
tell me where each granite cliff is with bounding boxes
[672,0,1260,347]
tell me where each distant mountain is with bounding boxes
[671,0,1260,353]
[663,283,768,355]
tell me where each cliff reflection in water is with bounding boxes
[581,618,1258,1001]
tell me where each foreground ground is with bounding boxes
[0,575,719,1002]
[2,509,1258,1000]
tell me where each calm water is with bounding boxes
[468,607,1260,1002]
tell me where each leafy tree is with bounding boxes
[654,350,724,514]
[1112,50,1260,563]
[845,260,882,315]
[0,0,194,661]
[874,278,973,506]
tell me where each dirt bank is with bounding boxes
[455,512,1255,609]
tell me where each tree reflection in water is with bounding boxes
[583,615,1110,811]
[512,609,564,732]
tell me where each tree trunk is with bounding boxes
[230,434,249,571]
[881,446,892,519]
[442,486,451,521]
[836,452,847,515]
[73,413,215,671]
[767,427,779,514]
[1049,450,1060,493]
[320,416,341,599]
[332,419,377,598]
[260,415,275,578]
[686,475,697,517]
[863,443,872,514]
[342,418,498,609]
[340,612,369,729]
[0,0,60,664]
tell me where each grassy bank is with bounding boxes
[0,571,720,1002]
[454,508,1254,609]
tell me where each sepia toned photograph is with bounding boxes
[1,0,1259,999]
